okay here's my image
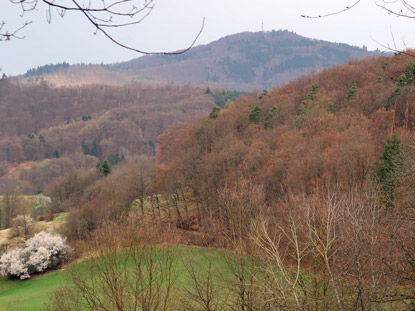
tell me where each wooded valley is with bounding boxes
[1,51,415,310]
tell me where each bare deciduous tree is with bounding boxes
[11,215,33,241]
[2,185,22,229]
[180,252,221,311]
[251,216,309,310]
[306,191,343,311]
[47,224,177,311]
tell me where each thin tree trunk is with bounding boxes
[150,195,155,218]
[196,201,202,228]
[155,194,161,218]
[181,192,190,228]
[404,98,410,130]
[171,193,182,223]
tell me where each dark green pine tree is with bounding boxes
[373,133,403,208]
[81,140,90,155]
[91,139,101,157]
[264,105,278,129]
[346,82,358,100]
[209,106,221,119]
[249,105,262,124]
[97,160,112,176]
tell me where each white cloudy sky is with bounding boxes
[1,0,415,76]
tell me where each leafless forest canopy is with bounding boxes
[2,50,415,310]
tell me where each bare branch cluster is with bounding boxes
[301,0,415,56]
[0,20,32,41]
[375,0,415,19]
[301,0,362,19]
[301,0,415,19]
[3,0,204,54]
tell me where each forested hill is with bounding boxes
[21,30,377,90]
[0,82,215,193]
[111,30,378,90]
[157,51,415,206]
[149,52,415,309]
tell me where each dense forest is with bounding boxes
[24,62,70,78]
[0,82,216,192]
[2,51,415,310]
[148,52,415,309]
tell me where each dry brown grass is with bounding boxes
[0,213,67,250]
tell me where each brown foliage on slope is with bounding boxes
[157,51,415,218]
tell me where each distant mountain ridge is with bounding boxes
[111,30,379,90]
[21,30,379,90]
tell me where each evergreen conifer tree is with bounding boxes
[373,133,403,208]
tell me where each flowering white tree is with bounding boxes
[34,194,52,217]
[0,248,28,279]
[0,230,69,279]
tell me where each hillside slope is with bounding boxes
[0,82,215,193]
[21,30,377,90]
[114,30,377,90]
[157,51,415,206]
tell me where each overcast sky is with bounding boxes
[1,0,415,76]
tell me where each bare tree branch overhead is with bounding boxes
[0,20,32,41]
[374,0,415,18]
[301,0,415,19]
[301,0,415,55]
[370,30,415,57]
[1,0,204,55]
[301,0,362,18]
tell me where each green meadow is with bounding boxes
[0,270,65,311]
[0,246,247,311]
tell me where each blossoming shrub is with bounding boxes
[0,231,69,279]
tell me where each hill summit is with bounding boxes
[22,30,378,90]
[112,30,378,90]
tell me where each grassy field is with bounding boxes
[0,270,65,311]
[0,246,240,311]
